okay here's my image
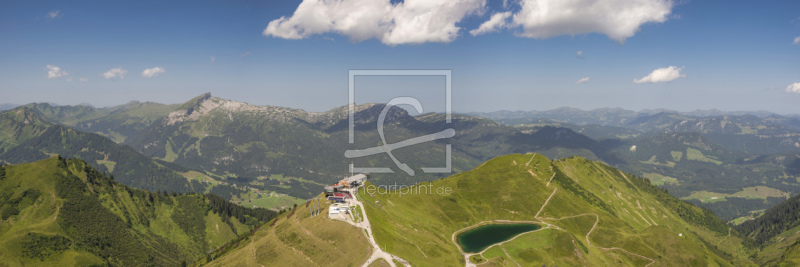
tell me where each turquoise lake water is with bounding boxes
[457,223,541,253]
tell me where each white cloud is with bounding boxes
[265,0,672,44]
[79,78,88,82]
[794,36,800,45]
[45,65,68,79]
[240,51,251,58]
[576,51,582,56]
[263,0,485,45]
[46,10,62,20]
[210,56,215,62]
[141,67,165,78]
[511,0,673,43]
[633,66,685,84]
[575,77,589,84]
[103,68,127,80]
[470,12,512,36]
[787,83,800,93]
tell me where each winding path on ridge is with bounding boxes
[349,188,411,267]
[454,154,655,267]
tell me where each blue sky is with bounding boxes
[0,0,798,114]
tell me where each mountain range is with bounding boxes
[3,93,800,223]
[4,93,800,265]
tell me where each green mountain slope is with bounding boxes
[23,101,178,143]
[0,156,277,266]
[732,194,800,266]
[358,154,755,266]
[207,153,763,266]
[22,103,111,127]
[0,108,51,152]
[202,195,372,266]
[73,101,179,143]
[0,107,207,194]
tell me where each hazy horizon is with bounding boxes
[2,93,797,117]
[2,0,799,114]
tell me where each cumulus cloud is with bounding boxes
[141,67,165,78]
[512,0,673,43]
[240,51,251,58]
[794,36,800,45]
[103,68,127,80]
[470,12,512,36]
[79,78,88,82]
[265,0,672,44]
[787,83,800,93]
[45,65,68,79]
[263,0,485,45]
[575,77,590,84]
[576,51,583,57]
[46,10,62,20]
[633,66,685,84]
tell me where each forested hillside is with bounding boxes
[0,107,249,196]
[0,156,276,266]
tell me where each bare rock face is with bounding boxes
[167,93,219,125]
[164,93,386,127]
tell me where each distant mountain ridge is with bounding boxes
[470,107,800,154]
[467,107,794,124]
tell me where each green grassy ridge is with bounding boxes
[0,156,276,266]
[22,103,110,127]
[204,196,371,266]
[0,108,51,151]
[359,154,755,266]
[20,101,178,143]
[754,225,800,266]
[72,101,180,143]
[0,107,256,198]
[0,114,205,194]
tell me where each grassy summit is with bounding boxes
[358,153,755,266]
[210,153,759,266]
[205,194,371,266]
